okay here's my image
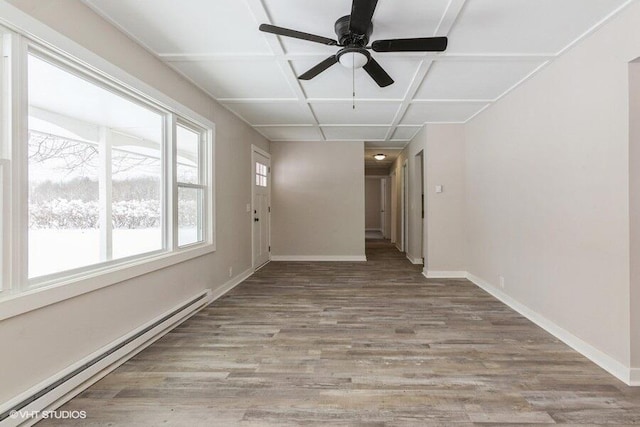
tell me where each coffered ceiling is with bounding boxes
[83,0,631,147]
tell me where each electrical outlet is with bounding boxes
[229,267,233,277]
[499,276,505,289]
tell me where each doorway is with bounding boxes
[416,151,425,264]
[252,146,271,269]
[401,160,409,252]
[365,177,384,239]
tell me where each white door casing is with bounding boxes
[252,147,271,269]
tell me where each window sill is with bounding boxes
[0,243,215,321]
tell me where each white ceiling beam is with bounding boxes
[160,52,556,62]
[243,0,326,140]
[383,0,468,142]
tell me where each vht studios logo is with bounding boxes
[10,410,87,420]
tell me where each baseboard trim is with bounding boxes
[211,267,254,301]
[423,270,467,279]
[365,228,382,232]
[0,290,213,426]
[406,255,423,265]
[395,243,402,252]
[466,272,634,386]
[630,368,640,386]
[270,255,367,262]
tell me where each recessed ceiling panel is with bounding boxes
[372,0,450,40]
[322,126,389,140]
[401,102,488,124]
[311,102,401,125]
[291,56,421,100]
[224,102,315,125]
[263,0,349,54]
[416,60,546,100]
[168,60,295,99]
[85,0,271,54]
[447,0,627,54]
[391,126,422,140]
[254,126,324,141]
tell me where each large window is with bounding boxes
[0,29,214,303]
[28,54,165,278]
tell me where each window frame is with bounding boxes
[175,119,208,249]
[0,8,216,321]
[26,48,170,283]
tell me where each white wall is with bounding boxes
[365,178,382,230]
[270,141,365,259]
[464,1,640,369]
[0,0,269,404]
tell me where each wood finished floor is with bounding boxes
[43,240,640,426]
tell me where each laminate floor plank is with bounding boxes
[40,240,640,425]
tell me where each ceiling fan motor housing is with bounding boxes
[335,15,372,47]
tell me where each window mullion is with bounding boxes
[98,126,113,261]
[11,34,27,292]
[167,114,177,251]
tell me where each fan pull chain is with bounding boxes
[352,58,356,110]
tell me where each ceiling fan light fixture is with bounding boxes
[374,153,386,161]
[337,49,369,69]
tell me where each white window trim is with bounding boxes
[0,1,216,321]
[176,119,209,248]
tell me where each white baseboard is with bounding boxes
[210,267,253,301]
[630,368,640,386]
[466,273,634,386]
[0,290,213,426]
[423,270,467,279]
[365,228,382,232]
[270,255,367,262]
[395,243,402,252]
[406,254,423,265]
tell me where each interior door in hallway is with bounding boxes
[252,149,271,269]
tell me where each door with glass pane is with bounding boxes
[252,150,270,269]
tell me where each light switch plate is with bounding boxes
[436,185,443,193]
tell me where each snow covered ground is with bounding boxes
[28,228,196,278]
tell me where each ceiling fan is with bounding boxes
[259,0,448,88]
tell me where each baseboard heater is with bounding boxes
[0,291,210,425]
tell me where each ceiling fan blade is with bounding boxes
[259,24,338,46]
[349,0,378,35]
[298,56,338,80]
[363,58,394,87]
[372,37,448,52]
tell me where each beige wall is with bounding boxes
[464,1,640,367]
[630,60,640,369]
[365,178,382,230]
[0,0,269,403]
[424,125,466,273]
[270,141,365,259]
[390,124,466,270]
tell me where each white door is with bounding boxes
[402,161,409,252]
[380,178,387,238]
[252,150,271,269]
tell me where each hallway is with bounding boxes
[44,241,640,425]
